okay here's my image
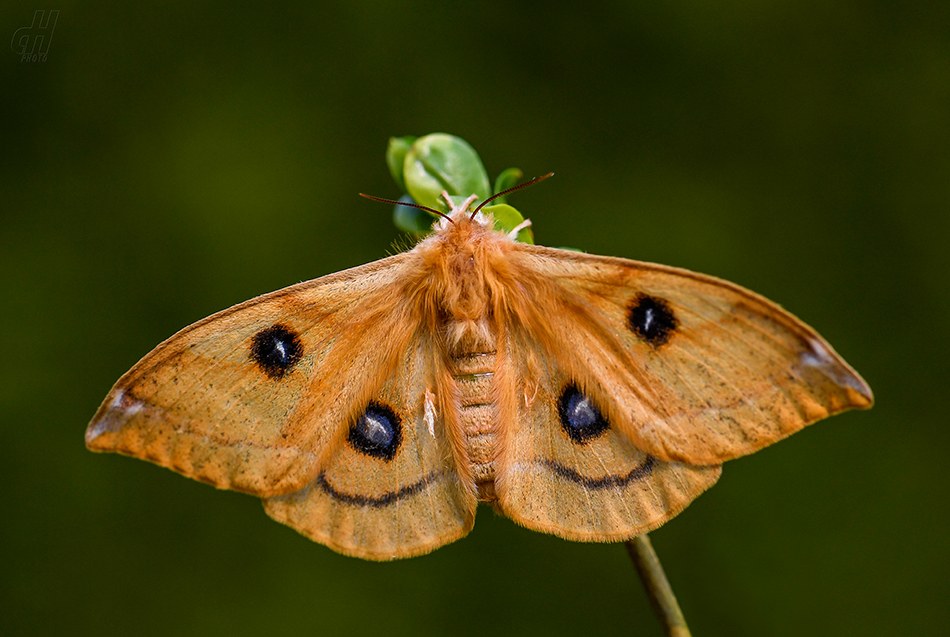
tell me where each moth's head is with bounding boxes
[436,193,491,230]
[429,192,537,249]
[425,194,503,253]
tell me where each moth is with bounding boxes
[86,185,873,561]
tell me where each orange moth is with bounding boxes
[86,183,873,560]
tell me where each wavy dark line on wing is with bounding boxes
[541,456,656,490]
[316,470,442,508]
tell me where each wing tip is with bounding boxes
[84,388,142,449]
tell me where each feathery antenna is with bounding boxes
[359,193,454,223]
[472,172,554,219]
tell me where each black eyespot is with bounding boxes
[628,294,678,346]
[558,384,610,444]
[348,402,402,461]
[250,324,303,379]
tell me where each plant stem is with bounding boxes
[625,534,692,637]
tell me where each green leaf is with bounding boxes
[392,195,436,237]
[481,203,534,244]
[492,167,523,204]
[403,133,491,211]
[386,136,417,193]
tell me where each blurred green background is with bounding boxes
[2,2,947,635]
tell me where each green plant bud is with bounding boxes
[403,133,491,211]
